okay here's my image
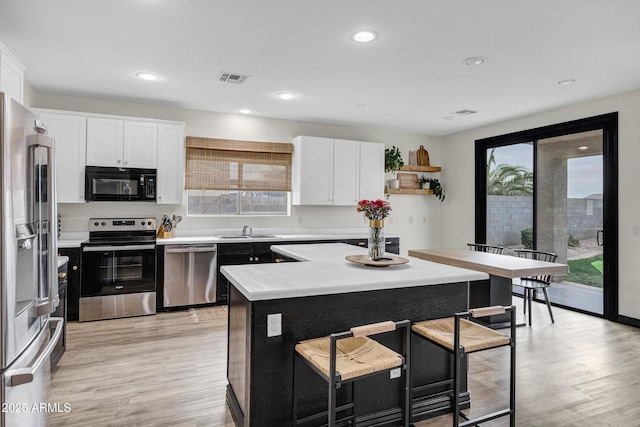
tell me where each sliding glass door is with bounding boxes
[475,114,618,320]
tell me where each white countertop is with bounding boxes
[57,232,89,248]
[57,229,397,247]
[156,232,396,245]
[57,255,69,268]
[221,243,489,301]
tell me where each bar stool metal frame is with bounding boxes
[467,243,504,254]
[293,319,412,427]
[411,306,516,427]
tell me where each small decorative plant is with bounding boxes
[419,176,445,202]
[384,146,404,173]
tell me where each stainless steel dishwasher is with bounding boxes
[163,244,217,308]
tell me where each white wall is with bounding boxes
[441,88,640,320]
[35,93,443,256]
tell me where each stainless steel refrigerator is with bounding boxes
[0,93,63,426]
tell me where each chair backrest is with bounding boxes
[514,249,558,283]
[467,243,504,254]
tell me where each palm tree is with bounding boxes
[486,148,534,195]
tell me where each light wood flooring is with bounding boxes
[48,300,640,426]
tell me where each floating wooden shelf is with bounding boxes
[384,188,434,195]
[399,165,442,172]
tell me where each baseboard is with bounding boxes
[618,315,640,328]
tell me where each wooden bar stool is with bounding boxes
[411,306,516,427]
[293,320,411,427]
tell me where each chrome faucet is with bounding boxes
[242,225,252,237]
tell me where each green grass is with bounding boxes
[566,254,603,288]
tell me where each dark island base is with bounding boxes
[226,281,471,426]
[469,276,514,326]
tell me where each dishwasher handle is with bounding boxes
[166,246,217,254]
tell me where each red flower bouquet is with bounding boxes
[356,199,391,220]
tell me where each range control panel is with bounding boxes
[88,217,156,232]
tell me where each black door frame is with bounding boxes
[474,112,618,321]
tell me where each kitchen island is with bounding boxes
[221,243,488,426]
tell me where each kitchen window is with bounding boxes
[185,137,293,216]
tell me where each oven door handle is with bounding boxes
[83,244,156,252]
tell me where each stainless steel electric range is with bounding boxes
[79,217,156,322]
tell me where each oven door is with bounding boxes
[81,244,156,297]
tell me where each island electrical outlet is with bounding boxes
[267,313,282,337]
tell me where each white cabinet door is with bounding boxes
[157,123,184,204]
[86,117,124,167]
[123,121,158,168]
[40,113,87,203]
[333,139,360,205]
[293,136,384,206]
[359,141,385,200]
[293,136,334,205]
[0,44,24,105]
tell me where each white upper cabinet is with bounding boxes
[0,42,25,105]
[86,118,157,168]
[38,112,87,203]
[359,141,385,201]
[293,136,384,206]
[156,123,185,204]
[123,121,158,169]
[293,136,334,205]
[333,139,360,205]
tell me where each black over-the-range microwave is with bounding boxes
[85,166,157,202]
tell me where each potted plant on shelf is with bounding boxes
[419,176,446,201]
[385,146,404,189]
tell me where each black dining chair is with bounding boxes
[467,243,504,254]
[514,249,558,326]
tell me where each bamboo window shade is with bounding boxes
[185,137,294,192]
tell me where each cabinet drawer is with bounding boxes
[217,243,255,255]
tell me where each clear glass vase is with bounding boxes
[368,219,385,259]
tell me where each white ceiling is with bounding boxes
[1,0,640,136]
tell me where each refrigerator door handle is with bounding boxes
[29,134,58,318]
[7,317,64,386]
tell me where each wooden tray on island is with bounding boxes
[345,255,409,267]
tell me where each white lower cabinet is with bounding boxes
[157,123,185,204]
[293,136,384,206]
[38,112,87,203]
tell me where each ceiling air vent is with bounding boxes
[218,72,250,84]
[453,109,478,116]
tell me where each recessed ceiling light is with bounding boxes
[353,104,365,109]
[463,57,486,66]
[558,79,576,86]
[136,72,159,81]
[239,109,252,114]
[351,30,378,43]
[443,116,455,120]
[578,146,589,151]
[277,92,295,100]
